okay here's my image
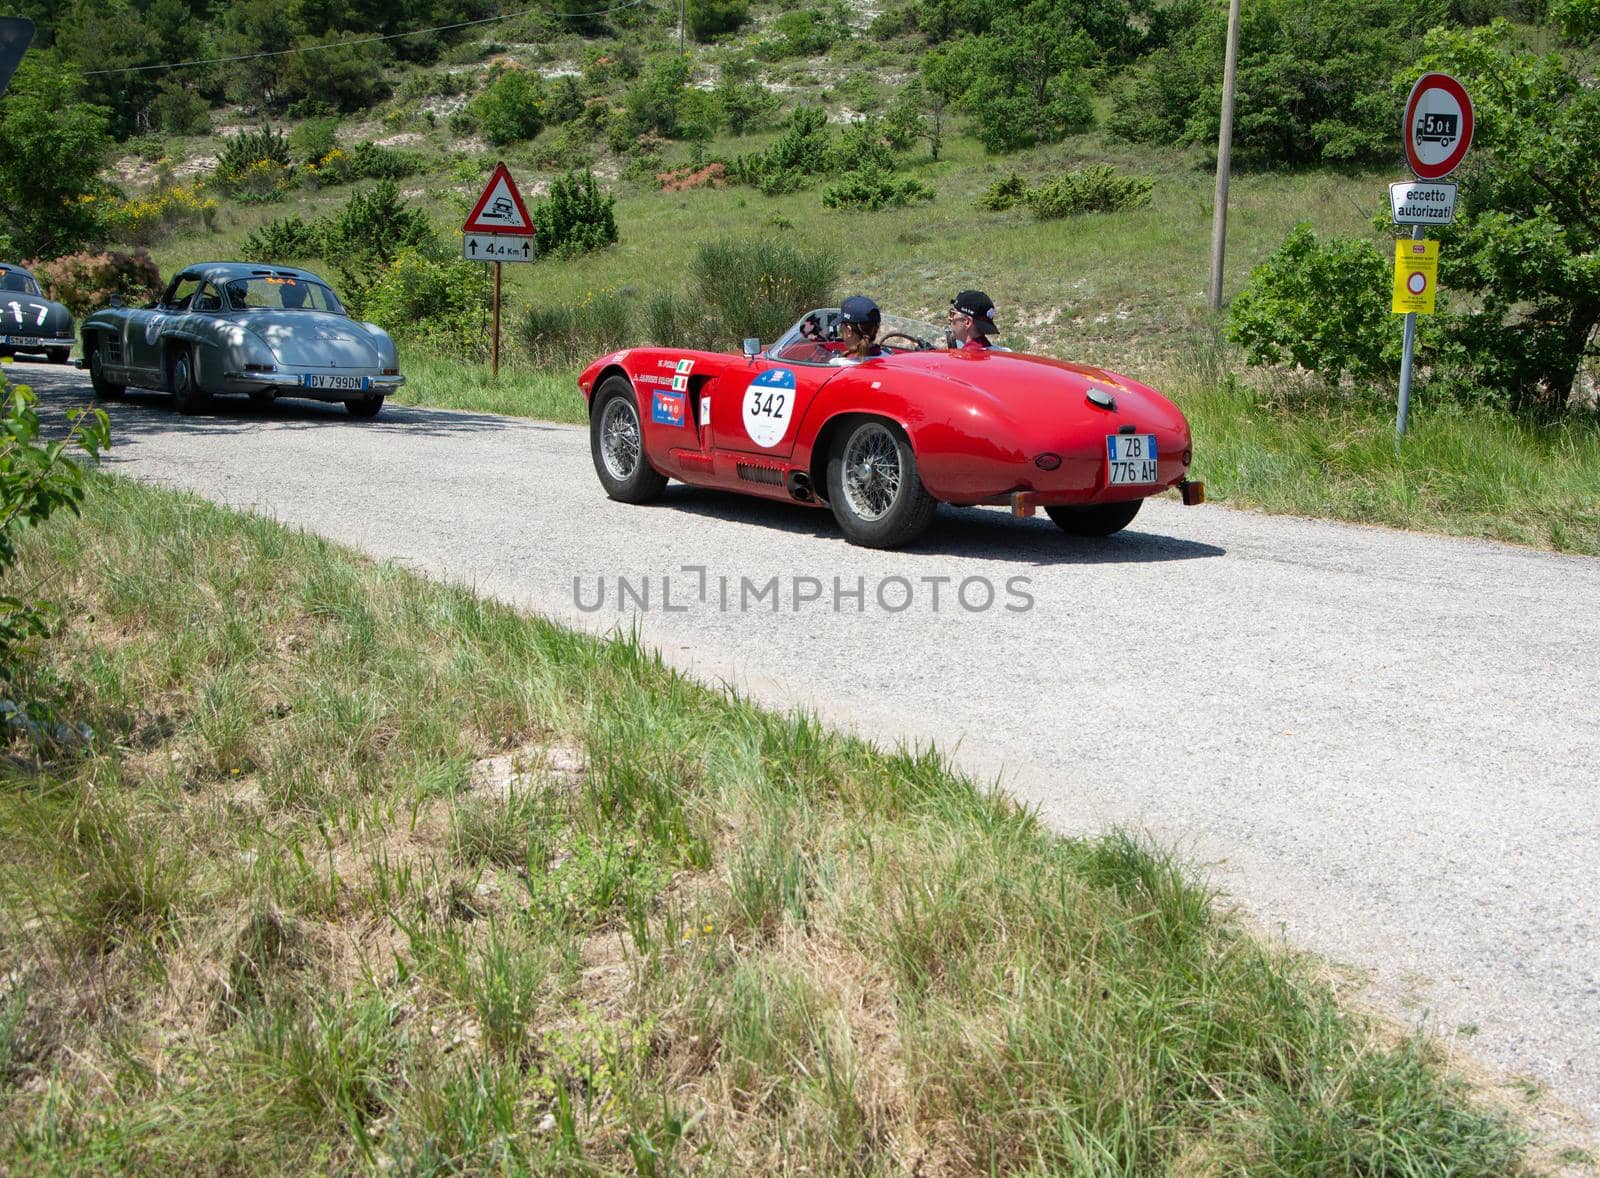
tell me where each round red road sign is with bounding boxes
[1404,72,1474,180]
[1407,271,1428,295]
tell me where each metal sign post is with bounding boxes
[1392,73,1474,440]
[462,162,537,377]
[1395,224,1424,437]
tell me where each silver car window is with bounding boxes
[223,277,344,314]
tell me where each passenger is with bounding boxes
[947,289,1002,350]
[831,295,889,364]
[281,282,308,309]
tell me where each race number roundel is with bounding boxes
[744,367,796,448]
[1403,72,1473,181]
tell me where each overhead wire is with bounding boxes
[82,0,652,77]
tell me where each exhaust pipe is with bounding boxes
[787,471,815,502]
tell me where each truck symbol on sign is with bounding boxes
[1415,111,1458,149]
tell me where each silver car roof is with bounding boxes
[174,262,329,285]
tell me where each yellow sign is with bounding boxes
[1392,239,1440,315]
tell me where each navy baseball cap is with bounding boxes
[952,289,998,335]
[839,295,881,327]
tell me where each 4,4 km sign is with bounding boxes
[463,162,538,377]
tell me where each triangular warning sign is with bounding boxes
[463,163,535,234]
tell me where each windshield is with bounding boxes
[223,276,344,314]
[767,308,945,364]
[0,271,41,296]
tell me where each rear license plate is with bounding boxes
[303,374,367,391]
[1106,434,1158,484]
[0,335,49,348]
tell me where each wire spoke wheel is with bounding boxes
[600,396,642,482]
[841,422,903,522]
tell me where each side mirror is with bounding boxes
[742,338,761,359]
[109,294,123,309]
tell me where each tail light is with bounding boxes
[382,368,399,376]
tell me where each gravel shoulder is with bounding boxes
[22,362,1600,1143]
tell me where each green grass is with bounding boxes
[0,474,1538,1172]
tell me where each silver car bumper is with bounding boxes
[224,372,406,392]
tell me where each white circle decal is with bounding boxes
[743,368,796,448]
[1407,272,1428,295]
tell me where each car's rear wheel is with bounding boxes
[87,339,125,399]
[825,417,937,548]
[168,347,210,414]
[345,395,383,418]
[590,376,667,503]
[1045,499,1143,537]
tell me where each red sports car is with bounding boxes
[577,308,1204,548]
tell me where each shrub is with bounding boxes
[726,105,831,191]
[975,171,1028,211]
[516,290,633,367]
[27,251,162,318]
[362,249,491,358]
[645,290,722,351]
[1021,165,1151,218]
[0,372,110,681]
[690,239,837,343]
[214,126,294,189]
[310,141,425,185]
[825,119,896,174]
[241,216,323,263]
[716,80,780,135]
[1226,224,1396,387]
[319,181,437,311]
[531,170,618,260]
[289,118,339,166]
[471,69,547,145]
[821,167,935,210]
[621,55,691,139]
[688,0,749,39]
[758,6,845,58]
[107,182,219,247]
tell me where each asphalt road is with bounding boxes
[19,361,1600,1133]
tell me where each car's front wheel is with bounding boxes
[825,417,937,548]
[168,347,210,414]
[590,376,667,503]
[1045,499,1143,537]
[345,395,383,418]
[87,339,125,400]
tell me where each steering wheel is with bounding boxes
[879,332,933,351]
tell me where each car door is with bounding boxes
[125,273,202,379]
[709,354,840,460]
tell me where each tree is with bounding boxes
[0,58,111,259]
[1416,22,1600,410]
[1109,0,1414,167]
[955,2,1096,152]
[687,0,749,40]
[471,68,547,145]
[920,48,965,161]
[622,54,691,139]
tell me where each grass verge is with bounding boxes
[0,475,1532,1173]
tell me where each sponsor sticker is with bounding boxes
[744,367,797,448]
[671,374,689,392]
[700,396,711,427]
[676,358,694,375]
[652,390,687,427]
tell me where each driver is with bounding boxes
[947,289,1001,350]
[832,295,889,364]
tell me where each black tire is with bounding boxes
[345,395,383,418]
[590,376,668,503]
[87,339,125,399]
[825,417,937,548]
[168,347,210,414]
[47,348,71,365]
[1045,499,1143,537]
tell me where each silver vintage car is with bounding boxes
[79,262,404,417]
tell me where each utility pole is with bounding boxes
[679,0,685,54]
[1209,0,1243,312]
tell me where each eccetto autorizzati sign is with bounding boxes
[1389,181,1458,226]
